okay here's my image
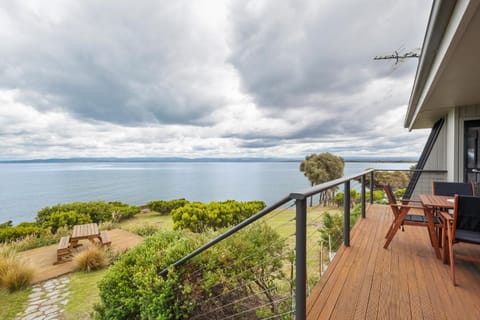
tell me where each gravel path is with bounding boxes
[16,276,70,320]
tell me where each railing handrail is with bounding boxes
[290,169,374,200]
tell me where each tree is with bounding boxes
[300,153,345,205]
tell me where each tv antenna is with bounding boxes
[373,47,420,65]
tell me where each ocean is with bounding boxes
[0,161,414,224]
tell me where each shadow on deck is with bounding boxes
[307,204,480,320]
[17,228,143,284]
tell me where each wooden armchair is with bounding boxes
[441,195,480,286]
[383,184,442,249]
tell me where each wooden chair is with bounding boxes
[432,181,475,196]
[383,184,442,249]
[441,195,480,286]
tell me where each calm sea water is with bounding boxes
[0,161,413,224]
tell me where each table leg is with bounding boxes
[425,207,441,259]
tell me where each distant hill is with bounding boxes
[0,156,417,163]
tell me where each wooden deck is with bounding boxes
[17,229,143,284]
[307,204,480,320]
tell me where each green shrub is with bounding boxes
[171,200,266,232]
[95,224,286,319]
[146,199,189,215]
[0,225,44,243]
[395,188,406,199]
[36,201,139,225]
[319,204,362,251]
[42,210,92,233]
[10,226,70,252]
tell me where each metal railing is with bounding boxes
[159,169,375,319]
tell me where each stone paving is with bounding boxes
[16,276,70,320]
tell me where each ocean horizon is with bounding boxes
[0,161,414,225]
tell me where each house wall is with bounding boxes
[410,119,448,198]
[413,104,480,196]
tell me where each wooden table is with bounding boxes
[70,223,101,247]
[419,194,454,260]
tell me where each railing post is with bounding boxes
[369,171,374,204]
[344,180,350,247]
[361,175,366,219]
[295,198,307,320]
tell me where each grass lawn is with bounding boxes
[116,211,173,233]
[0,288,30,320]
[65,269,108,320]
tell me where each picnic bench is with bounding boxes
[100,231,111,247]
[55,236,72,264]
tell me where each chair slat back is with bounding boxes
[383,184,400,218]
[432,181,475,196]
[453,195,480,236]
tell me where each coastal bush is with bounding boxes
[0,225,44,243]
[42,210,92,233]
[0,247,34,292]
[146,199,189,215]
[74,245,109,272]
[95,224,286,319]
[318,204,362,251]
[10,226,70,252]
[36,201,139,226]
[171,200,266,232]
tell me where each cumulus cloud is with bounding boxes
[0,0,433,160]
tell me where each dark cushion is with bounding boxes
[405,215,441,224]
[433,182,474,196]
[455,229,480,244]
[456,196,480,232]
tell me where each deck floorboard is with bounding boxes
[307,204,480,320]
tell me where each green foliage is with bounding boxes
[366,190,387,204]
[95,224,285,319]
[318,204,363,251]
[299,153,345,186]
[36,201,139,226]
[42,211,91,233]
[395,188,406,198]
[171,200,266,232]
[361,170,410,190]
[0,225,43,243]
[0,221,12,229]
[146,199,189,215]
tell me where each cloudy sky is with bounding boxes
[0,0,433,160]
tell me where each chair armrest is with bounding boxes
[400,199,422,204]
[440,211,453,223]
[395,204,425,210]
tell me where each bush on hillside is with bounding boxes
[42,210,92,233]
[94,224,286,319]
[36,201,139,226]
[318,204,362,251]
[146,199,189,215]
[0,225,44,243]
[171,200,266,232]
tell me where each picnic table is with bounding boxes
[70,223,101,247]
